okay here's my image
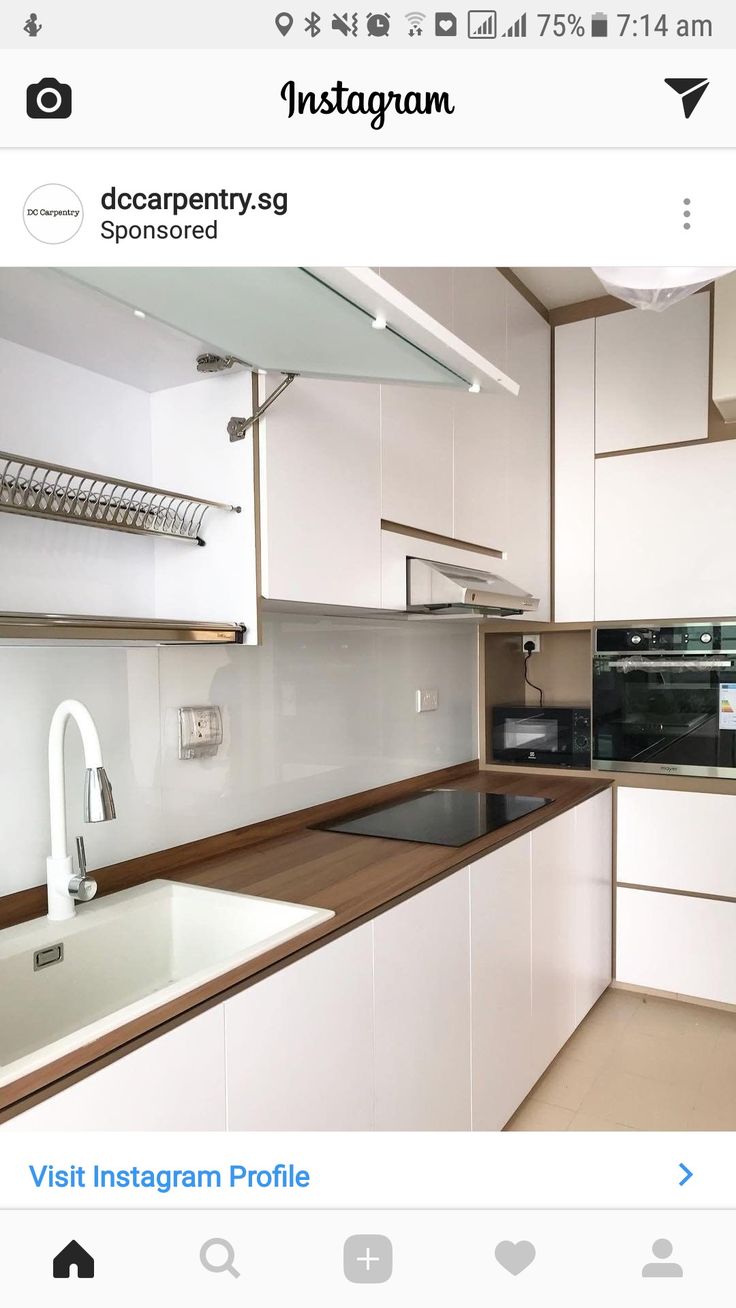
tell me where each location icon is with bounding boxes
[275,11,294,34]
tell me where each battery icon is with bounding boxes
[591,11,608,36]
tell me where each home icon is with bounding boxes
[52,1239,95,1279]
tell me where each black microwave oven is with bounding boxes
[491,705,591,769]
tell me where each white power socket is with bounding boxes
[416,687,440,713]
[522,634,541,654]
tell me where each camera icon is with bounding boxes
[26,77,72,119]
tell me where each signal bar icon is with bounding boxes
[468,9,497,37]
[501,10,527,37]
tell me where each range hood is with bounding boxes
[407,558,539,617]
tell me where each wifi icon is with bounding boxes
[665,77,710,119]
[405,9,426,35]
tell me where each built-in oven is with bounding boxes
[492,705,591,769]
[593,623,736,778]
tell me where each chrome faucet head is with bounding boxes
[83,766,116,823]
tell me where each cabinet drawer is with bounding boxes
[617,887,736,1004]
[617,788,736,899]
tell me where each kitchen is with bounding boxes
[0,264,734,1132]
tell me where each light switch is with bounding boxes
[178,706,223,760]
[416,688,440,713]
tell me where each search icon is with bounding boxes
[200,1238,241,1278]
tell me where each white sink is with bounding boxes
[0,880,334,1088]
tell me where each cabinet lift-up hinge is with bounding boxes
[227,373,297,442]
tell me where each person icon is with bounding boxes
[24,13,42,36]
[642,1239,684,1278]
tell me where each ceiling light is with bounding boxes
[372,315,387,330]
[468,382,481,394]
[133,308,146,319]
[592,266,736,312]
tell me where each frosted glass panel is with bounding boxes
[63,266,470,388]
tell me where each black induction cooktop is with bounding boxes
[315,788,551,847]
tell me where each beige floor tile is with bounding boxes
[629,995,729,1039]
[508,990,736,1132]
[575,1067,697,1131]
[567,1112,634,1132]
[558,1019,625,1073]
[531,1056,600,1113]
[504,1101,574,1132]
[687,1096,736,1130]
[613,1028,717,1090]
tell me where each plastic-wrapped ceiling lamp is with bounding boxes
[592,266,736,312]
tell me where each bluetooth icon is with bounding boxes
[305,11,321,35]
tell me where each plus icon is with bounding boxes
[343,1234,393,1284]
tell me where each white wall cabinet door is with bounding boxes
[554,319,595,622]
[504,288,551,622]
[225,924,374,1130]
[470,835,533,1131]
[380,384,454,537]
[453,275,550,618]
[259,376,381,608]
[0,1009,226,1131]
[379,268,455,538]
[595,294,710,453]
[595,439,736,620]
[373,870,471,1130]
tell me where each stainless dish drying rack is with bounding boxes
[0,451,240,546]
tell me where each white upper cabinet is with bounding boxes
[378,268,455,537]
[453,269,512,552]
[595,439,736,620]
[259,375,381,608]
[554,319,595,622]
[595,294,710,453]
[503,286,551,621]
[713,271,736,422]
[454,274,551,617]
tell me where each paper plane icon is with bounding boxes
[665,78,710,119]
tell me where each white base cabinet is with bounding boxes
[617,887,736,1004]
[3,796,612,1132]
[373,870,471,1130]
[472,791,613,1129]
[224,924,374,1131]
[0,1009,226,1131]
[616,787,736,1005]
[471,835,533,1131]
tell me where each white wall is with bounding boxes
[0,614,478,896]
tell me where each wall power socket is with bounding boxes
[416,687,440,713]
[522,634,541,654]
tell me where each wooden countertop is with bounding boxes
[0,763,610,1118]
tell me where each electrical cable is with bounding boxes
[523,645,544,706]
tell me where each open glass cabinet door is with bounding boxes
[61,266,519,396]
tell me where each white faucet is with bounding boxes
[46,699,116,922]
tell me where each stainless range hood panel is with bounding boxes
[407,557,539,617]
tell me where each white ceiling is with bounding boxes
[511,268,606,310]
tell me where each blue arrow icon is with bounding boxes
[678,1163,693,1186]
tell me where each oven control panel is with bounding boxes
[595,624,736,654]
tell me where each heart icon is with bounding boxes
[439,17,453,30]
[494,1240,536,1276]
